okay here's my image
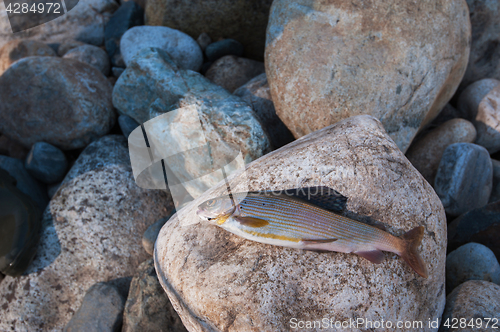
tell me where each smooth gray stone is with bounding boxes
[112,67,125,78]
[142,214,172,255]
[0,155,48,211]
[64,282,126,332]
[122,259,187,332]
[118,115,140,138]
[205,38,244,62]
[434,143,493,216]
[196,32,211,52]
[446,243,500,293]
[25,142,68,184]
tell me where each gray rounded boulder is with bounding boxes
[155,115,447,331]
[265,0,471,152]
[0,57,115,150]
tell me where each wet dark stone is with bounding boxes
[448,201,500,262]
[25,142,68,184]
[118,115,140,138]
[0,168,42,276]
[105,0,144,67]
[205,38,244,62]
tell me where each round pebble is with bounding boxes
[63,44,111,76]
[446,242,500,293]
[25,142,68,185]
[205,38,244,62]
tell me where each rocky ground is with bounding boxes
[0,0,499,331]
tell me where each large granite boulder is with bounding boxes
[144,0,272,61]
[0,57,115,150]
[265,0,471,152]
[0,136,174,331]
[0,0,118,49]
[155,115,446,331]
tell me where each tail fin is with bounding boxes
[400,226,428,278]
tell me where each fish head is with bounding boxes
[197,196,236,224]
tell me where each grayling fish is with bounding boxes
[197,187,428,278]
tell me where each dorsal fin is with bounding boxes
[256,186,347,212]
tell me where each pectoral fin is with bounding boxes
[355,250,385,264]
[234,216,269,228]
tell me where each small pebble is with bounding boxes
[104,0,144,67]
[58,40,87,57]
[446,243,500,293]
[196,32,212,52]
[64,282,127,332]
[458,78,500,120]
[25,142,68,185]
[0,40,55,75]
[233,73,295,149]
[434,143,492,216]
[142,214,172,255]
[448,200,500,260]
[47,182,61,199]
[205,55,265,93]
[0,135,29,160]
[63,45,111,76]
[440,281,500,332]
[406,119,476,184]
[205,38,244,62]
[0,155,49,211]
[120,26,203,71]
[472,84,500,153]
[118,115,140,138]
[122,258,187,332]
[428,103,461,128]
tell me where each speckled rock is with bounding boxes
[0,155,48,211]
[265,0,471,152]
[0,57,115,150]
[0,40,55,74]
[448,201,500,261]
[233,73,294,149]
[0,135,174,331]
[63,44,111,76]
[434,143,492,216]
[120,26,203,71]
[205,39,244,62]
[142,215,171,255]
[205,55,265,93]
[458,0,500,95]
[25,142,68,185]
[406,119,477,184]
[440,280,500,332]
[457,78,500,120]
[58,40,87,56]
[446,243,500,293]
[122,259,187,332]
[155,115,447,332]
[489,159,500,203]
[0,0,118,48]
[145,0,272,61]
[64,282,126,332]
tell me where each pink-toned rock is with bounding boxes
[0,40,55,75]
[474,84,500,153]
[406,119,477,184]
[155,115,446,331]
[457,78,500,120]
[265,0,471,152]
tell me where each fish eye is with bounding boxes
[206,199,216,207]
